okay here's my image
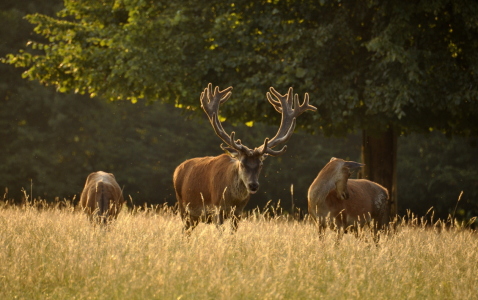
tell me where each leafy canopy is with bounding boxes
[4,0,478,135]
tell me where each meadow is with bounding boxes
[0,202,477,300]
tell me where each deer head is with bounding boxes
[200,83,317,194]
[329,157,365,200]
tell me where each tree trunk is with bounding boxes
[360,128,397,219]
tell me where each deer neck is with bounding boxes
[233,161,250,200]
[222,156,249,201]
[313,170,337,206]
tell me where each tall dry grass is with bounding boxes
[0,203,477,299]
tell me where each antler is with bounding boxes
[256,87,317,156]
[200,83,252,154]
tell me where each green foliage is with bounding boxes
[0,85,222,204]
[0,0,362,209]
[1,0,477,219]
[1,79,475,218]
[4,0,207,104]
[4,0,478,136]
[0,80,359,210]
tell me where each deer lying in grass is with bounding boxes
[79,171,124,224]
[173,83,316,232]
[308,157,390,239]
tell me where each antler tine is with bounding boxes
[286,87,294,106]
[259,138,288,157]
[257,86,316,155]
[200,83,245,152]
[264,87,298,148]
[266,91,283,113]
[294,92,317,115]
[200,83,233,115]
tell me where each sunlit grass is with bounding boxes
[0,202,477,299]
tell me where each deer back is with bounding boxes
[324,179,389,227]
[347,179,389,222]
[80,171,124,218]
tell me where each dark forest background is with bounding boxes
[1,0,477,220]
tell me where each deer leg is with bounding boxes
[372,221,381,245]
[215,209,226,234]
[178,202,198,233]
[182,214,199,235]
[334,227,344,246]
[347,219,360,239]
[318,217,327,240]
[334,216,345,245]
[216,210,225,226]
[231,213,242,232]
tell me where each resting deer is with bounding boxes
[173,83,316,232]
[308,157,390,239]
[79,171,124,224]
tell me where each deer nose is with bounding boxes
[248,182,259,193]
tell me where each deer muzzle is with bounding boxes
[248,182,259,194]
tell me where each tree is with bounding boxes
[0,0,65,200]
[398,132,478,220]
[0,0,224,205]
[2,0,363,212]
[4,0,478,217]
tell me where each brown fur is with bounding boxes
[308,158,389,236]
[174,84,316,232]
[79,171,124,224]
[173,153,262,231]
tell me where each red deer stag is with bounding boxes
[173,83,316,232]
[80,171,124,224]
[308,157,389,238]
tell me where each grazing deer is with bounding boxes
[308,157,390,239]
[79,171,124,224]
[173,83,316,232]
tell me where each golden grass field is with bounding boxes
[1,202,477,300]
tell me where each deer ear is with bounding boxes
[221,144,239,157]
[344,161,364,172]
